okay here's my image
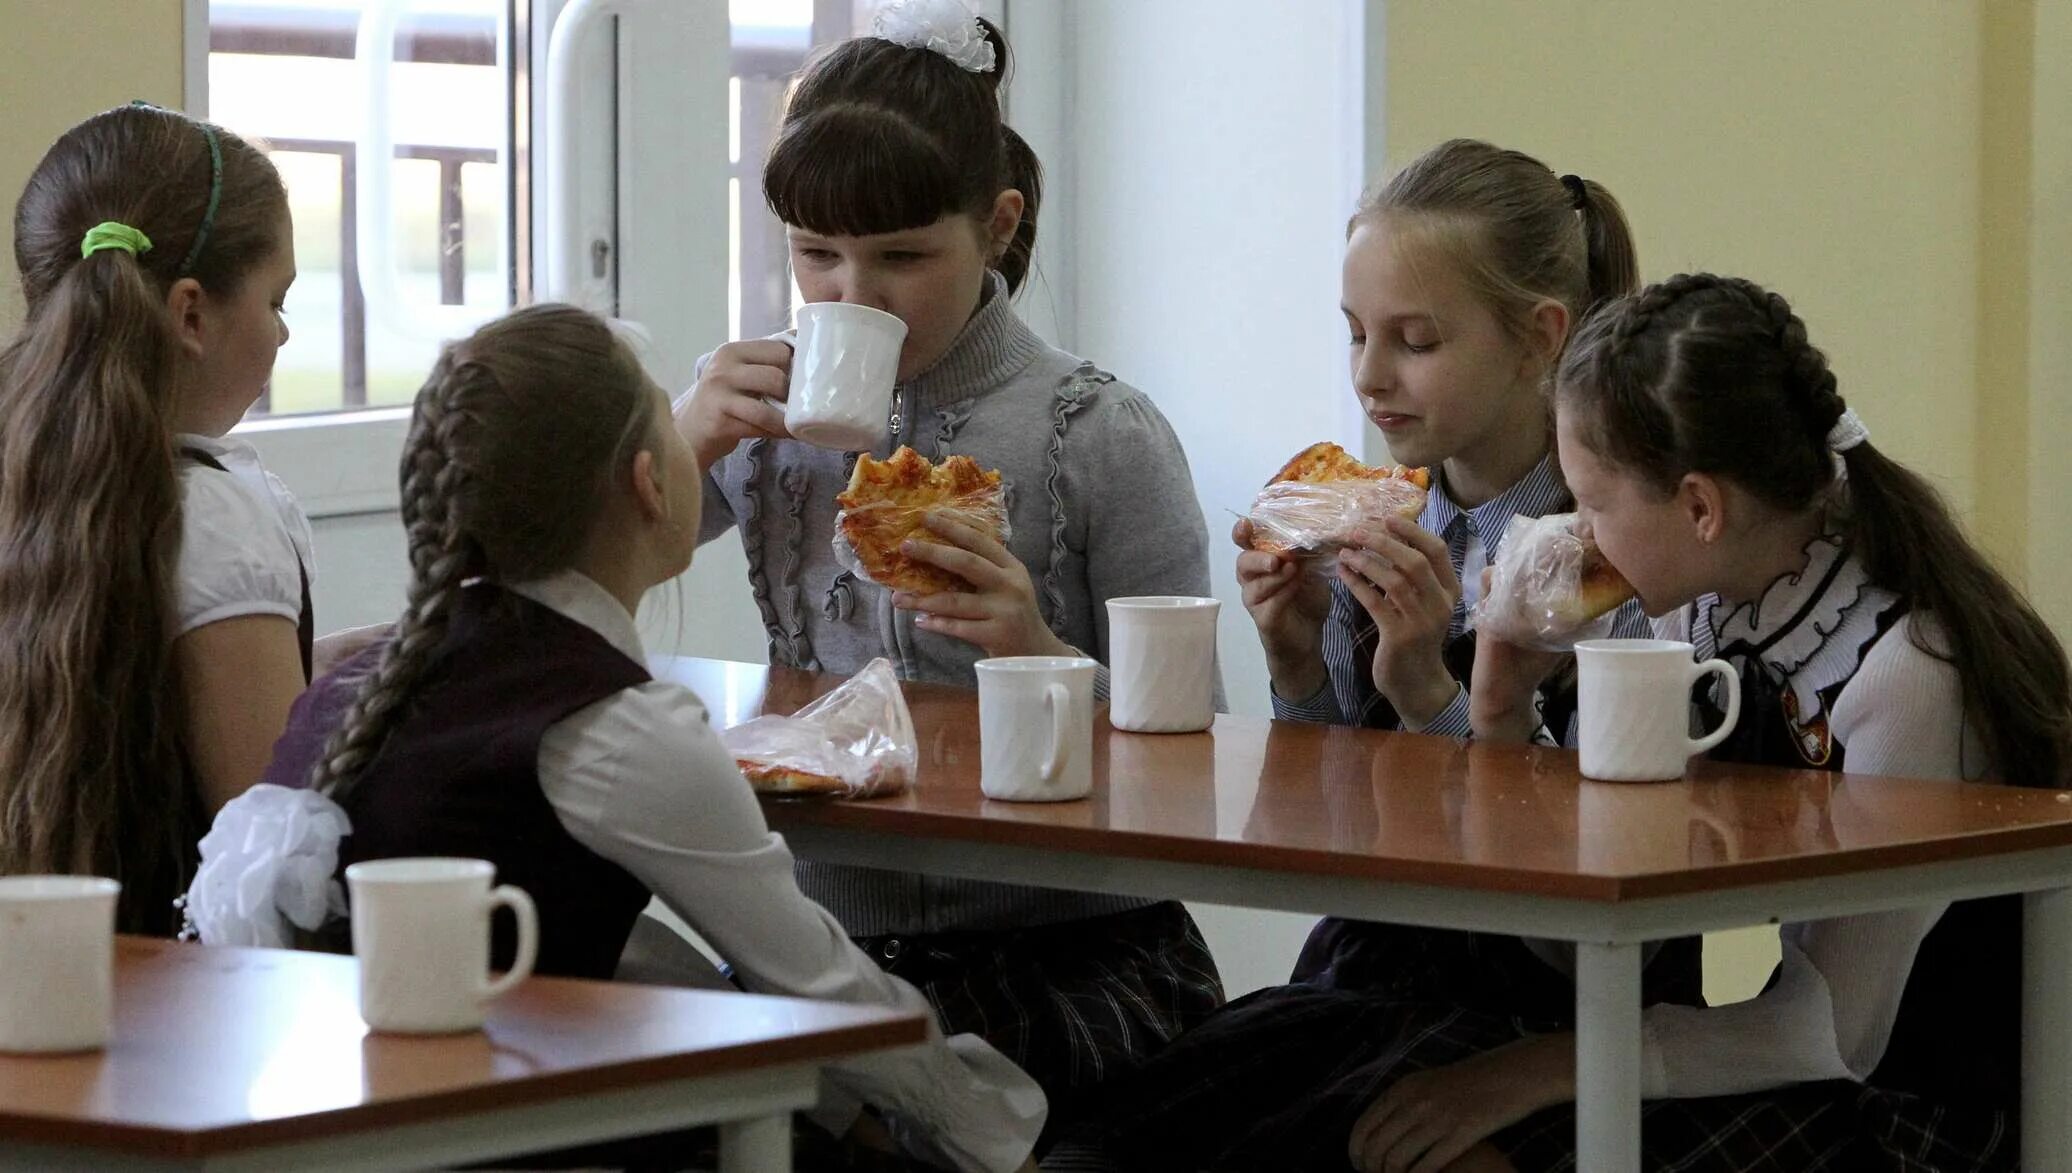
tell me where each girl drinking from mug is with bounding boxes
[1372,273,2069,1173]
[0,104,372,935]
[1042,139,1703,1173]
[219,304,1043,1172]
[677,0,1222,1126]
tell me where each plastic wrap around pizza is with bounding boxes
[834,446,1009,595]
[1246,441,1433,562]
[1471,512,1640,651]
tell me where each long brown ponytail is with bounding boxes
[0,105,285,933]
[308,305,657,803]
[1560,274,2072,789]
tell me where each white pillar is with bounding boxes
[2024,887,2072,1170]
[1575,940,1643,1173]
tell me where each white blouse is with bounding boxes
[515,572,1046,1173]
[1639,539,1986,1099]
[174,433,313,636]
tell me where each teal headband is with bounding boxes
[127,100,223,276]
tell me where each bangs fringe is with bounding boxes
[763,103,978,237]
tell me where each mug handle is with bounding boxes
[480,884,538,1001]
[1040,682,1072,783]
[1685,658,1742,756]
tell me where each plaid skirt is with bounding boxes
[854,900,1225,1140]
[1048,923,2011,1173]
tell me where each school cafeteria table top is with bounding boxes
[661,654,2072,1173]
[0,936,925,1172]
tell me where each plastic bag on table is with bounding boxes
[721,658,918,799]
[1245,477,1429,576]
[1469,512,1637,652]
[832,447,1011,595]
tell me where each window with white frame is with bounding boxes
[200,0,878,425]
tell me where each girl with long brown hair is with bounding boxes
[1,104,366,935]
[215,304,1043,1171]
[677,0,1221,1133]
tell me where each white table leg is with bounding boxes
[718,1113,792,1173]
[2025,887,2072,1170]
[1575,941,1642,1173]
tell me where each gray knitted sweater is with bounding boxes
[698,275,1218,934]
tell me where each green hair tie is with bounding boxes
[80,222,153,259]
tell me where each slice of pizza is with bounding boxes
[835,446,1007,595]
[1248,442,1432,559]
[736,758,850,797]
[1472,512,1639,649]
[1550,533,1638,627]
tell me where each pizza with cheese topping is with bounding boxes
[835,446,1008,595]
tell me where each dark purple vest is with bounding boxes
[264,583,651,980]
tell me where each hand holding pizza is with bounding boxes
[893,511,1073,659]
[1232,517,1333,695]
[1336,516,1463,728]
[676,338,794,473]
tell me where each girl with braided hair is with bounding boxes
[1350,273,2068,1172]
[223,304,1045,1172]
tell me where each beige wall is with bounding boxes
[0,0,186,334]
[1384,0,2071,631]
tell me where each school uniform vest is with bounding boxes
[263,583,651,979]
[1704,598,2019,1110]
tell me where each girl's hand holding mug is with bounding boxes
[676,339,794,472]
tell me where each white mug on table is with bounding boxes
[1575,638,1741,782]
[976,655,1097,802]
[0,875,119,1053]
[1107,595,1221,734]
[785,302,908,451]
[346,857,538,1034]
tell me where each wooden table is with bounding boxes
[662,655,2072,1173]
[0,937,925,1172]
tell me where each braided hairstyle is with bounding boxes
[307,304,658,803]
[1559,274,2072,789]
[1353,139,1640,338]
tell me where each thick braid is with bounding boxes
[306,367,485,803]
[1750,285,1843,426]
[1606,273,1720,360]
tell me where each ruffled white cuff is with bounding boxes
[182,784,351,947]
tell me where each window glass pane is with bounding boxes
[208,0,512,418]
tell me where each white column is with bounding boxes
[2025,886,2072,1170]
[1575,940,1643,1173]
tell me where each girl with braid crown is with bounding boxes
[212,305,1046,1172]
[1344,273,2068,1172]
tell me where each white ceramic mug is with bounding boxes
[1575,638,1742,782]
[0,876,119,1053]
[976,656,1098,802]
[785,302,908,451]
[1107,596,1221,733]
[346,858,538,1034]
